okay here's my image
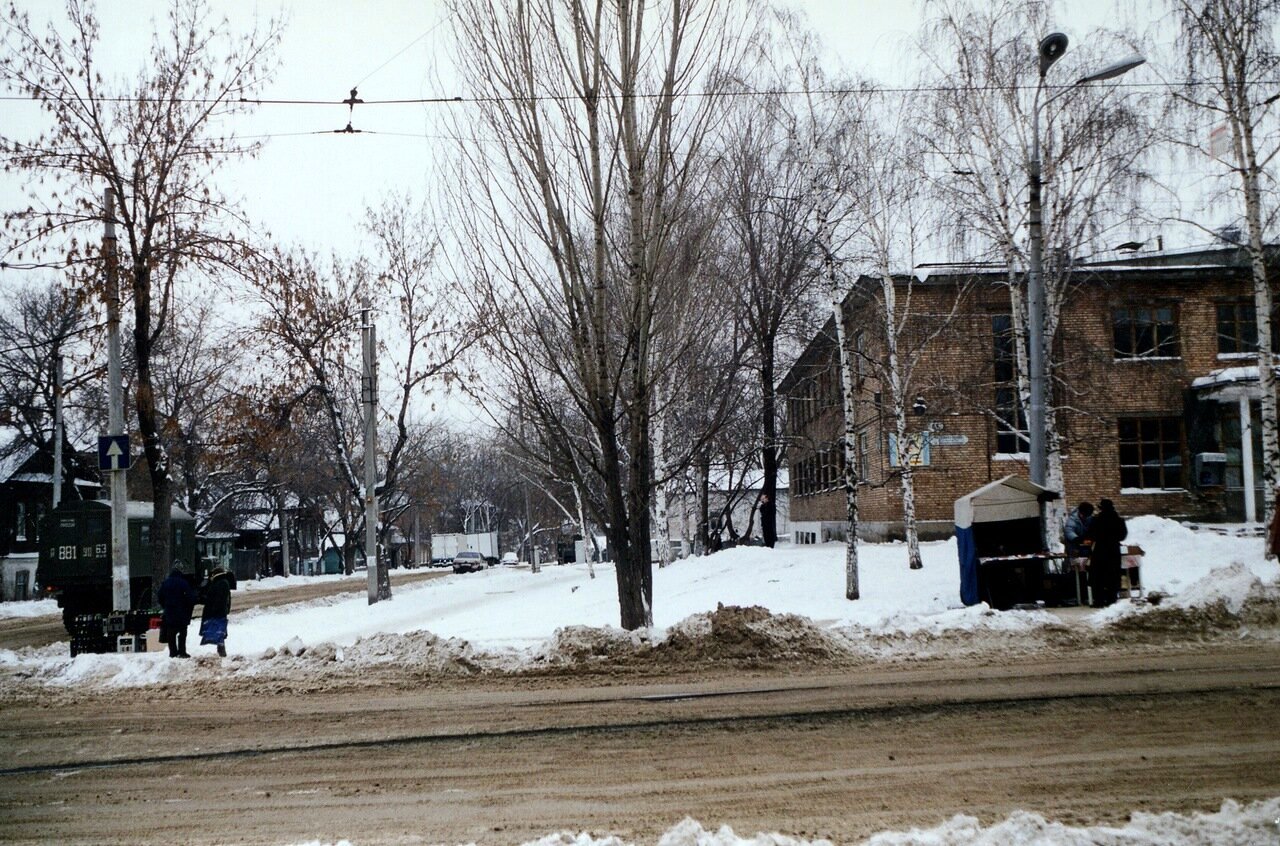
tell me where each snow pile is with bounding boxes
[533,624,651,666]
[1102,562,1280,635]
[454,799,1280,846]
[660,604,853,664]
[859,798,1280,845]
[262,629,483,675]
[0,598,57,619]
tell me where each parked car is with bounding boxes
[452,551,487,574]
[500,551,518,566]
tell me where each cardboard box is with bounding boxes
[144,629,163,653]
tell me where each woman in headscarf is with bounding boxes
[199,567,233,657]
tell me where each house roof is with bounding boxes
[0,442,38,485]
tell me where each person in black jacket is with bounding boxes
[759,493,777,548]
[199,567,233,657]
[157,566,198,658]
[1085,498,1128,608]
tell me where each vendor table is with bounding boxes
[976,552,1070,610]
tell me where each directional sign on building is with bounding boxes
[97,435,131,471]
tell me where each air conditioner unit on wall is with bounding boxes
[1195,452,1227,488]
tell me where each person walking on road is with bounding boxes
[1085,499,1127,608]
[157,565,198,658]
[199,567,233,657]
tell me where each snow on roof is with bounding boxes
[1190,366,1260,389]
[0,442,38,484]
[124,500,195,521]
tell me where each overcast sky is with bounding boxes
[3,0,1182,260]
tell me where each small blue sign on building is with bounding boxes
[98,435,131,471]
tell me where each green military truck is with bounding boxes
[37,499,204,638]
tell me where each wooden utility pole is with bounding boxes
[52,352,63,509]
[104,188,131,611]
[362,299,389,603]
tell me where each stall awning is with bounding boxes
[954,475,1054,529]
[955,475,1055,606]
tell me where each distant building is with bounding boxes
[779,246,1280,542]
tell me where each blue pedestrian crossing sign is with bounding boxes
[98,435,131,471]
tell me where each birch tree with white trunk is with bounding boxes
[1167,0,1280,536]
[919,0,1152,540]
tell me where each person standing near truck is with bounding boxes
[157,565,198,658]
[199,567,233,657]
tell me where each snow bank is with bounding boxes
[0,598,57,619]
[3,518,1279,691]
[294,799,1280,846]
[859,797,1280,845]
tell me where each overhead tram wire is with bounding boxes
[1,77,1275,108]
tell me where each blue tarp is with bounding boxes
[957,525,980,606]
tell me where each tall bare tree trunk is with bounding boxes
[831,262,860,599]
[881,275,923,570]
[652,382,673,568]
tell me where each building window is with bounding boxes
[857,432,870,481]
[14,502,26,542]
[992,315,1028,454]
[1118,417,1184,489]
[1217,301,1257,354]
[140,523,151,545]
[1114,304,1179,359]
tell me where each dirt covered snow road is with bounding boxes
[1,641,1278,846]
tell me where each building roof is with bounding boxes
[0,442,38,485]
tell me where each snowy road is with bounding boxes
[2,642,1278,845]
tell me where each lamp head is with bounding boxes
[1077,53,1146,85]
[1039,33,1069,77]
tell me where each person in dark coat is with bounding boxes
[759,493,777,549]
[199,567,233,657]
[1085,498,1127,608]
[157,566,198,658]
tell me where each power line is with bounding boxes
[1,77,1276,108]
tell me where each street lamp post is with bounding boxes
[1027,34,1145,487]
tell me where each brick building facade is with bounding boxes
[779,246,1279,542]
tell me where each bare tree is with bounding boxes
[254,196,474,587]
[447,0,744,629]
[716,10,835,551]
[919,0,1152,537]
[150,300,240,521]
[0,277,99,491]
[1168,0,1280,534]
[1,0,281,592]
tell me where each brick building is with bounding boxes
[779,246,1279,543]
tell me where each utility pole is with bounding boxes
[414,507,422,567]
[278,489,291,578]
[362,299,388,603]
[104,188,131,611]
[52,352,63,509]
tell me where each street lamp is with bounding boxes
[1027,34,1145,487]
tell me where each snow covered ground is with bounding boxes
[2,516,1279,689]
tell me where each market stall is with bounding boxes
[955,475,1065,610]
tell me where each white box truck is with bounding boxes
[431,532,499,566]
